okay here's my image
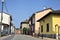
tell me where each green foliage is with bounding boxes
[16,28,20,30]
[23,27,31,35]
[23,27,27,34]
[23,27,27,32]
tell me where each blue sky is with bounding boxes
[0,0,60,28]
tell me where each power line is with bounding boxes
[3,1,9,13]
[4,2,9,13]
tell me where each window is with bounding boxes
[46,23,49,32]
[41,25,43,32]
[29,21,31,25]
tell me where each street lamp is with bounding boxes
[0,0,4,37]
[1,0,4,22]
[2,0,4,13]
[2,0,4,2]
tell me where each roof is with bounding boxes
[35,8,53,13]
[21,19,29,24]
[29,13,35,21]
[28,8,53,21]
[0,12,12,20]
[37,10,60,22]
[0,12,12,16]
[52,10,60,13]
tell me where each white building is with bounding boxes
[0,12,12,35]
[11,23,15,34]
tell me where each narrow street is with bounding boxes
[0,34,42,40]
[0,34,56,40]
[11,34,42,40]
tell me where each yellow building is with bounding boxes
[37,10,60,38]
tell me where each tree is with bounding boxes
[16,28,20,30]
[23,27,27,34]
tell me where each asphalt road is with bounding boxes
[0,34,56,40]
[11,34,41,40]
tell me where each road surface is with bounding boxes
[12,34,41,40]
[0,34,56,40]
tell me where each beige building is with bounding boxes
[20,20,29,29]
[20,20,29,34]
[29,8,53,36]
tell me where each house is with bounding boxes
[0,12,12,35]
[20,20,29,29]
[37,10,60,38]
[11,23,16,34]
[28,8,53,37]
[20,20,29,34]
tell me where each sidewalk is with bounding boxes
[0,35,11,40]
[39,37,56,40]
[22,35,57,40]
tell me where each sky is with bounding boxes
[0,0,60,28]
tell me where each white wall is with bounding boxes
[0,13,11,25]
[22,24,29,29]
[11,26,15,34]
[1,25,3,32]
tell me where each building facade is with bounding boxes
[11,23,15,34]
[29,8,53,37]
[0,12,12,35]
[20,20,29,34]
[37,10,60,38]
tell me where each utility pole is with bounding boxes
[0,0,4,37]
